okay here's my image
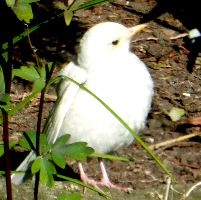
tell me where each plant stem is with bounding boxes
[25,24,41,71]
[2,32,13,200]
[34,47,59,200]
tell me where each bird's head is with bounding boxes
[77,22,147,70]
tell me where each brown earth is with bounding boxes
[1,0,201,199]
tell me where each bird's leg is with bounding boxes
[77,161,102,191]
[97,158,131,192]
[78,159,131,192]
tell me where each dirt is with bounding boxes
[1,0,201,199]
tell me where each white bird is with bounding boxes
[11,22,154,191]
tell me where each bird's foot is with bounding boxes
[78,160,132,193]
[81,173,132,193]
[80,172,103,191]
[78,161,104,191]
[98,177,132,192]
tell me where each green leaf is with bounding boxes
[32,157,56,187]
[19,131,46,153]
[57,193,81,200]
[31,156,42,173]
[12,2,33,23]
[50,135,70,168]
[69,0,84,11]
[0,146,4,158]
[13,66,40,81]
[39,134,46,153]
[52,135,71,151]
[53,1,67,10]
[32,78,45,92]
[40,66,46,79]
[5,0,15,7]
[43,153,52,160]
[64,10,73,26]
[38,62,53,80]
[168,107,185,122]
[0,94,11,112]
[0,141,17,157]
[52,151,66,169]
[47,62,53,72]
[63,142,94,160]
[0,67,5,93]
[39,159,56,187]
[19,131,36,150]
[41,143,53,154]
[0,94,11,102]
[1,52,8,62]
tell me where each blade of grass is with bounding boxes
[91,153,134,162]
[56,174,111,198]
[61,75,175,181]
[0,91,39,124]
[0,77,59,125]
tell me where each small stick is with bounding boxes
[182,181,201,200]
[164,176,171,200]
[149,132,201,150]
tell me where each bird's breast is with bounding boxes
[59,54,153,154]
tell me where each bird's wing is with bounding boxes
[11,60,87,185]
[44,60,87,144]
[11,151,35,185]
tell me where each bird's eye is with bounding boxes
[112,40,119,45]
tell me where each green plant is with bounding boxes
[5,0,39,23]
[19,131,93,187]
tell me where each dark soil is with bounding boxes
[1,0,201,199]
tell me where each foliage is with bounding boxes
[19,131,93,187]
[13,62,53,92]
[0,94,11,112]
[5,0,40,23]
[0,66,5,93]
[0,141,17,157]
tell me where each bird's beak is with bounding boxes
[127,23,147,39]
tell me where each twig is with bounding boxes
[170,33,188,39]
[149,132,201,150]
[110,2,131,7]
[182,181,201,200]
[154,191,163,200]
[164,176,171,200]
[132,33,188,43]
[25,24,41,70]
